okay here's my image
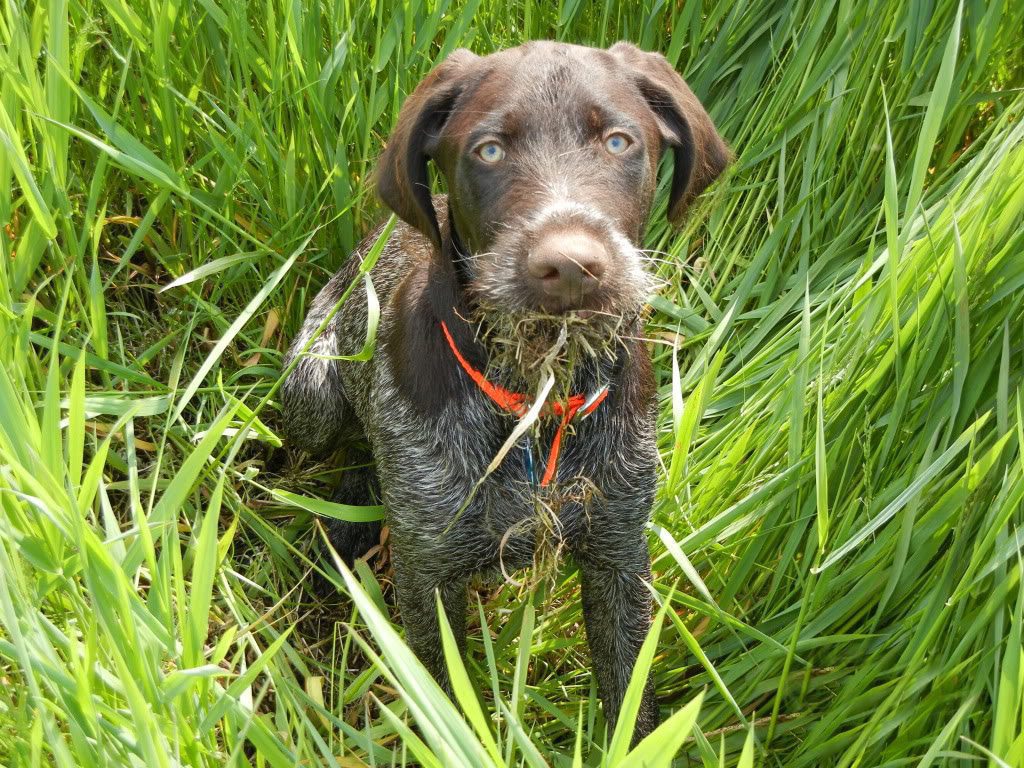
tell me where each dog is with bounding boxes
[281,40,729,742]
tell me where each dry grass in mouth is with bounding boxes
[455,303,626,588]
[467,304,635,399]
[467,305,627,589]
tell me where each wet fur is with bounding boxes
[281,41,729,742]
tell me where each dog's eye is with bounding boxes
[605,133,632,155]
[476,142,506,164]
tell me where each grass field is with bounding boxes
[2,0,1024,765]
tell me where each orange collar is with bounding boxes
[440,320,609,486]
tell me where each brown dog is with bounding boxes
[282,41,728,742]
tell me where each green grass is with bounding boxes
[1,0,1023,765]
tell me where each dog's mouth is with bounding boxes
[465,301,638,393]
[462,213,654,390]
[529,293,612,316]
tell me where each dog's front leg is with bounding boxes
[579,537,658,744]
[392,548,468,694]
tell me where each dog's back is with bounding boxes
[281,215,432,454]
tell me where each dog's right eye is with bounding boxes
[476,142,506,164]
[604,132,632,154]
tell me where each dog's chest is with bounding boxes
[371,383,618,546]
[453,439,607,570]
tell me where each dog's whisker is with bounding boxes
[637,247,680,258]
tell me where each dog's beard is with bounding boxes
[466,302,636,397]
[465,301,642,588]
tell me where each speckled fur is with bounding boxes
[281,40,729,742]
[282,206,661,736]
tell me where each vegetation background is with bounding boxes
[1,0,1023,765]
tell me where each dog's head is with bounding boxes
[376,41,729,369]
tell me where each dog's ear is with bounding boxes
[610,42,730,224]
[375,49,479,248]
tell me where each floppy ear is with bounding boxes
[610,42,731,224]
[375,49,479,248]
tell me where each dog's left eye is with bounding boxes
[605,133,632,154]
[476,142,506,164]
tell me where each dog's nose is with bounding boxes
[527,232,607,302]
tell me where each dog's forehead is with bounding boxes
[497,42,614,93]
[451,43,647,138]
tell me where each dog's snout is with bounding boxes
[527,232,607,302]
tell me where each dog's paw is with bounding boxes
[325,519,384,566]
